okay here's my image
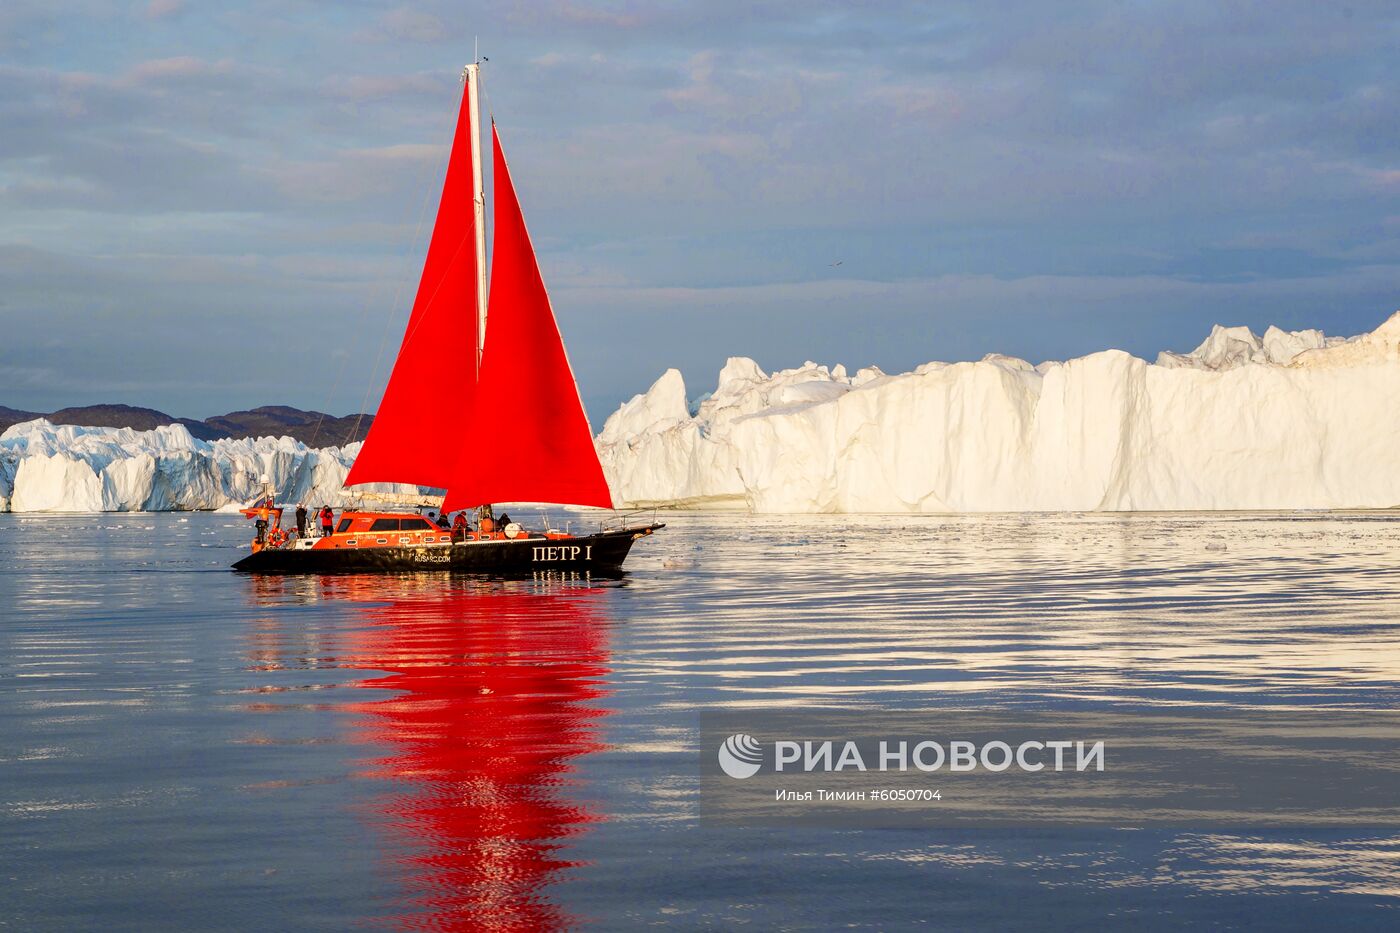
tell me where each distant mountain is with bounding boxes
[203,406,373,447]
[0,403,373,447]
[44,404,220,440]
[0,405,41,428]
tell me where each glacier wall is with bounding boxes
[0,421,416,513]
[6,313,1400,513]
[596,312,1400,512]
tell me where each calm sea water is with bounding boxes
[2,510,1399,930]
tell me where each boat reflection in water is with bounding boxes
[249,573,616,931]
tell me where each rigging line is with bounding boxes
[479,68,495,122]
[346,82,465,451]
[389,227,476,354]
[493,124,603,444]
[387,69,492,362]
[309,100,450,453]
[348,167,442,447]
[306,268,377,451]
[306,259,395,451]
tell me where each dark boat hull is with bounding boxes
[231,524,663,575]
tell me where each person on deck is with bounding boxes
[436,511,451,529]
[255,502,270,545]
[451,511,469,540]
[295,503,308,538]
[319,506,334,537]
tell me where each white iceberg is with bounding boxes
[596,311,1400,512]
[6,313,1400,514]
[0,421,416,513]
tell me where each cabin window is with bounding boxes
[336,518,353,533]
[368,518,401,532]
[402,518,435,531]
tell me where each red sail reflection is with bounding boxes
[330,576,613,931]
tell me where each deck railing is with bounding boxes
[598,508,660,533]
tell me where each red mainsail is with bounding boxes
[440,125,614,512]
[345,85,482,490]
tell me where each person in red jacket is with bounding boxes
[319,506,334,537]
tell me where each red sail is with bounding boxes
[441,125,614,512]
[345,86,481,490]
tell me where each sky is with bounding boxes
[1,1,1397,423]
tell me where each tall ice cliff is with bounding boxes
[595,311,1400,512]
[3,312,1399,512]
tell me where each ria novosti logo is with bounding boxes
[717,733,763,779]
[715,733,1107,779]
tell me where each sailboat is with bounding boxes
[233,62,663,574]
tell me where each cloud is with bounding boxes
[375,7,449,43]
[123,56,233,84]
[145,0,186,20]
[0,242,402,413]
[544,1,643,29]
[556,264,1400,418]
[0,0,1396,419]
[325,72,446,102]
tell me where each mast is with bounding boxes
[439,126,614,513]
[349,64,612,511]
[344,70,484,491]
[463,62,488,378]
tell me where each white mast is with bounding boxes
[463,62,488,377]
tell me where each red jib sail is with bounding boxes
[345,85,481,490]
[440,125,613,512]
